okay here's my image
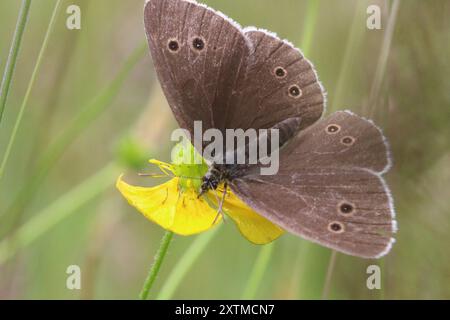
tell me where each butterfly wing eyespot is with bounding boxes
[144,0,251,144]
[341,136,356,146]
[145,0,325,151]
[191,37,205,51]
[328,221,345,234]
[231,168,395,258]
[326,124,341,134]
[338,201,355,215]
[167,39,180,52]
[273,66,287,78]
[288,85,302,98]
[230,28,325,132]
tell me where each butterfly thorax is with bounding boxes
[200,163,239,194]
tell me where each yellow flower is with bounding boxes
[116,144,284,244]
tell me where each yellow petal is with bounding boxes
[209,187,284,245]
[116,175,221,236]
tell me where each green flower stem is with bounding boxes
[241,242,275,300]
[157,227,220,300]
[0,0,32,123]
[0,162,121,265]
[0,0,62,180]
[140,231,174,300]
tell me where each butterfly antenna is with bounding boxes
[139,172,203,180]
[179,175,203,180]
[138,173,174,178]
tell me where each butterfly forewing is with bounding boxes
[228,29,325,132]
[144,0,250,138]
[144,0,325,148]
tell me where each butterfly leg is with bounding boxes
[212,182,228,225]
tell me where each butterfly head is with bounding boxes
[200,166,220,194]
[198,163,233,197]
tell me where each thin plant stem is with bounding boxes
[292,0,332,300]
[297,243,330,299]
[321,250,338,299]
[300,0,320,56]
[367,0,401,117]
[0,0,62,180]
[0,0,32,123]
[1,43,147,235]
[27,24,82,168]
[33,42,147,179]
[318,2,401,300]
[331,1,366,112]
[296,2,365,300]
[241,242,275,300]
[157,227,220,300]
[256,1,321,300]
[0,162,121,265]
[81,200,125,300]
[379,258,386,300]
[140,231,174,300]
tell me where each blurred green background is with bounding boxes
[0,0,449,299]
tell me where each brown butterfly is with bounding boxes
[144,0,397,258]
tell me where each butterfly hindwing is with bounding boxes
[231,111,396,258]
[279,111,391,174]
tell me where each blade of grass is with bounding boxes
[1,42,147,235]
[296,243,330,299]
[379,258,386,300]
[321,250,338,299]
[241,242,275,300]
[367,0,401,116]
[0,0,32,124]
[299,0,320,55]
[140,231,174,300]
[331,1,367,112]
[157,227,220,300]
[255,1,321,300]
[291,0,335,300]
[0,0,62,180]
[33,41,147,177]
[233,1,320,292]
[0,162,121,265]
[374,0,402,282]
[295,2,367,300]
[27,20,82,167]
[319,2,401,300]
